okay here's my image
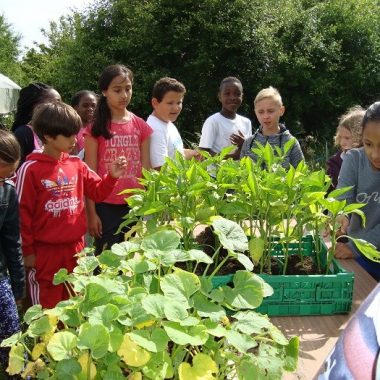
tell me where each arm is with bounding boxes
[15,164,37,267]
[84,135,102,238]
[149,127,168,170]
[288,139,305,167]
[140,136,152,170]
[2,186,25,301]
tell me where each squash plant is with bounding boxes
[2,220,299,380]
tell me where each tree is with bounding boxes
[20,0,380,145]
[0,14,24,84]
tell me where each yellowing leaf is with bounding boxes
[128,372,142,380]
[178,353,218,380]
[7,344,25,375]
[78,351,97,380]
[135,319,155,329]
[249,237,265,264]
[31,342,45,360]
[117,335,151,367]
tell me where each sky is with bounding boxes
[0,0,94,51]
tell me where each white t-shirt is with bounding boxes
[199,112,252,154]
[147,114,184,168]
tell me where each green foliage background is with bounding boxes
[2,0,380,148]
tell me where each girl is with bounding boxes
[199,77,252,157]
[12,82,61,166]
[327,105,365,189]
[84,65,152,254]
[335,101,380,281]
[71,90,98,157]
[0,130,25,375]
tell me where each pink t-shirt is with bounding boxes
[76,123,91,152]
[84,113,152,204]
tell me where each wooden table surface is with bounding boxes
[270,259,378,380]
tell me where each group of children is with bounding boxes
[1,63,380,374]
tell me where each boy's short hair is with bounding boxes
[152,77,186,102]
[334,105,365,148]
[219,76,243,92]
[32,102,82,143]
[254,86,283,107]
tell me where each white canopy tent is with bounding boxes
[0,73,21,114]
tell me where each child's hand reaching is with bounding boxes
[230,130,245,149]
[110,156,127,178]
[334,242,354,259]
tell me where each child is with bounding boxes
[84,64,152,255]
[240,86,304,168]
[326,105,365,189]
[16,102,127,308]
[199,76,252,157]
[71,90,98,157]
[12,82,61,166]
[0,130,25,374]
[334,101,380,281]
[147,77,199,170]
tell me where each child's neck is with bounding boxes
[262,124,281,136]
[220,109,237,120]
[43,145,62,160]
[112,109,131,123]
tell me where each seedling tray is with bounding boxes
[256,235,354,316]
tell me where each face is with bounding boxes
[103,75,132,113]
[74,94,97,124]
[362,121,380,170]
[46,134,77,154]
[336,126,353,151]
[0,161,18,185]
[218,81,243,117]
[254,98,285,131]
[152,91,184,123]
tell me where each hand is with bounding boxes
[87,211,102,238]
[24,254,35,269]
[336,215,350,235]
[230,130,245,149]
[184,149,203,161]
[15,299,23,311]
[334,242,354,259]
[110,156,127,178]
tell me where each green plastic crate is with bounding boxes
[255,236,355,316]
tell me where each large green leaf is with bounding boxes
[160,268,200,308]
[81,283,111,313]
[128,328,169,353]
[225,330,257,353]
[192,293,226,322]
[162,322,209,346]
[55,358,81,380]
[164,301,189,322]
[141,294,166,318]
[77,323,110,359]
[212,217,248,252]
[232,311,272,335]
[47,331,77,361]
[284,337,299,371]
[178,353,218,380]
[223,271,265,309]
[88,304,120,327]
[143,351,173,380]
[141,230,180,252]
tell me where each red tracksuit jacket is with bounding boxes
[16,152,117,257]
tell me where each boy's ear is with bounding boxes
[44,134,55,143]
[151,98,159,109]
[280,106,285,116]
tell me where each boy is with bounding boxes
[147,77,199,170]
[240,86,304,168]
[199,76,252,157]
[16,102,126,308]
